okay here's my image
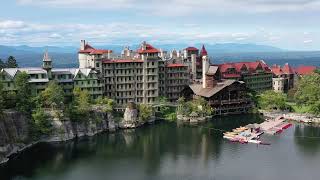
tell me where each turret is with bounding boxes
[42,50,52,79]
[200,44,208,57]
[202,55,209,88]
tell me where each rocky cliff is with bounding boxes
[0,110,31,164]
[0,108,117,164]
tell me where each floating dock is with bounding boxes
[223,116,292,145]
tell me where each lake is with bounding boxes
[1,114,320,180]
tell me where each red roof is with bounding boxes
[137,43,160,54]
[282,63,295,74]
[185,47,198,51]
[166,63,187,68]
[271,63,295,76]
[200,45,208,56]
[295,66,317,75]
[218,60,271,76]
[78,43,111,54]
[90,49,112,55]
[102,59,143,63]
[271,65,283,76]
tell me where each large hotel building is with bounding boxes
[77,40,190,106]
[1,40,293,113]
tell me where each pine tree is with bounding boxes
[6,56,18,68]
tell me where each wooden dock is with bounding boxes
[223,115,292,144]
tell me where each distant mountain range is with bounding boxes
[0,43,319,67]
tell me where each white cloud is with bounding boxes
[303,39,313,43]
[16,0,320,15]
[0,19,319,50]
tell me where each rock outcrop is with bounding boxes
[0,110,31,164]
[0,108,118,164]
[121,102,139,128]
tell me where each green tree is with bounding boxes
[0,59,6,69]
[15,72,33,114]
[258,90,288,110]
[6,56,18,68]
[68,87,91,121]
[189,97,213,116]
[295,73,320,115]
[32,108,52,136]
[95,96,114,113]
[177,97,190,115]
[138,104,153,122]
[36,81,64,109]
[157,96,169,115]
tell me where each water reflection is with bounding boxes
[0,114,282,180]
[294,124,320,156]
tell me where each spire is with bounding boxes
[43,50,51,62]
[200,44,208,57]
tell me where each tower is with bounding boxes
[42,50,52,79]
[200,44,208,57]
[202,55,209,88]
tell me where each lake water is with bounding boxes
[1,114,320,180]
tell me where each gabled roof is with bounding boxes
[189,80,244,98]
[137,43,160,54]
[295,66,317,75]
[271,63,295,76]
[78,43,111,54]
[1,68,19,78]
[282,63,295,74]
[207,66,219,75]
[75,68,96,77]
[271,65,283,76]
[218,60,271,75]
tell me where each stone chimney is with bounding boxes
[191,54,197,80]
[202,56,209,88]
[80,40,86,51]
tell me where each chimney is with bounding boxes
[80,40,86,51]
[202,56,209,88]
[191,54,197,80]
[107,50,112,59]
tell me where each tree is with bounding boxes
[6,56,18,68]
[258,90,288,110]
[177,97,190,115]
[14,72,33,114]
[157,96,169,115]
[36,81,64,109]
[138,104,153,122]
[189,97,213,116]
[295,73,320,115]
[0,59,6,69]
[68,87,91,121]
[95,96,114,113]
[32,108,52,136]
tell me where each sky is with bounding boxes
[0,0,319,50]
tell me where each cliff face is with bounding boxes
[0,109,118,164]
[0,110,31,164]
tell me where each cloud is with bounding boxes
[0,19,318,51]
[16,0,320,15]
[303,39,313,43]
